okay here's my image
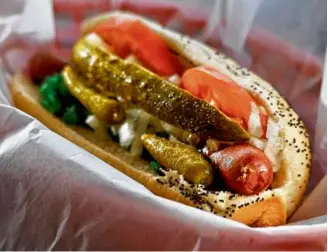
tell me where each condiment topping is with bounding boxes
[62,66,126,124]
[181,66,268,138]
[141,134,213,186]
[93,18,183,76]
[39,73,88,125]
[72,34,250,142]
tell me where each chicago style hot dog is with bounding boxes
[10,11,311,227]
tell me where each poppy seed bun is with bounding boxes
[11,11,310,227]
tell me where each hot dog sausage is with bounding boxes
[210,144,273,195]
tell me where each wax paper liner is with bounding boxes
[0,104,326,250]
[0,0,326,250]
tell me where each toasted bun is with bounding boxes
[11,11,311,227]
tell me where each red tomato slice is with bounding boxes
[181,66,267,137]
[93,18,183,76]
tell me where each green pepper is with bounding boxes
[62,66,126,124]
[142,134,213,186]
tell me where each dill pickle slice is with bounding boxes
[141,134,213,186]
[72,35,250,142]
[62,65,126,124]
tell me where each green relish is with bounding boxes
[39,73,88,125]
[150,160,163,175]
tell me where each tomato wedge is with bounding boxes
[93,17,183,76]
[181,66,268,138]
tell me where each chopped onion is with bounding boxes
[249,137,266,150]
[85,115,108,136]
[110,125,119,136]
[118,119,136,148]
[125,54,140,64]
[130,111,151,156]
[248,102,263,138]
[107,109,141,148]
[266,118,280,138]
[264,118,283,172]
[86,115,100,130]
[209,99,216,107]
[167,74,180,85]
[264,144,282,172]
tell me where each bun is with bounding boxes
[11,11,311,227]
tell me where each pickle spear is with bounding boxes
[62,65,126,124]
[72,34,250,142]
[141,134,213,186]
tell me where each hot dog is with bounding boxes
[11,11,311,227]
[210,144,273,195]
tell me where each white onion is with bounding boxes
[130,111,151,156]
[85,115,108,136]
[167,74,180,85]
[248,102,263,138]
[249,137,266,150]
[110,125,119,136]
[264,118,283,172]
[118,119,136,148]
[85,33,111,52]
[264,143,282,172]
[125,54,140,64]
[266,117,280,138]
[85,115,100,130]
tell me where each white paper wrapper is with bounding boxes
[0,104,326,250]
[0,0,326,250]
